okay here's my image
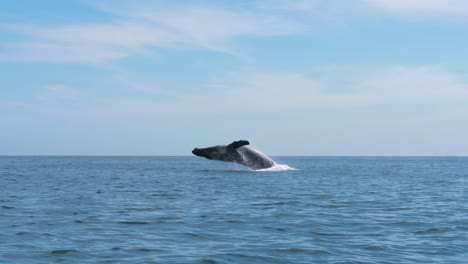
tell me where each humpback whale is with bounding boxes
[192,140,275,170]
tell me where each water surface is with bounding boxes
[1,156,467,263]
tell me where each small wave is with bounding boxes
[255,163,297,172]
[50,249,79,255]
[414,227,453,235]
[136,247,164,252]
[198,258,220,264]
[117,221,150,225]
[16,231,31,236]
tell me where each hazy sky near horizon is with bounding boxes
[1,0,468,155]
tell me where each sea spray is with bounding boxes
[255,163,297,171]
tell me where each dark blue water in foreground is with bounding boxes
[1,156,467,263]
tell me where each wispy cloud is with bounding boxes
[366,0,468,16]
[2,1,466,64]
[0,3,302,63]
[262,0,468,20]
[180,66,468,113]
[28,65,467,120]
[362,66,468,103]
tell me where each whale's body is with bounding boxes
[192,140,275,170]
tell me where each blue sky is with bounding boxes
[1,0,468,155]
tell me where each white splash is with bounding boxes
[255,163,297,172]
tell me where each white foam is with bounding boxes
[255,163,297,172]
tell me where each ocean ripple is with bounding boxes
[1,156,467,263]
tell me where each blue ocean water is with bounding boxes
[1,156,467,263]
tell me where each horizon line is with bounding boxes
[1,155,467,158]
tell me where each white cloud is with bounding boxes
[363,66,468,103]
[268,0,468,16]
[365,0,468,15]
[2,1,466,63]
[0,22,180,63]
[42,66,468,120]
[0,3,301,63]
[259,0,359,14]
[1,41,129,63]
[2,65,467,121]
[185,66,468,113]
[262,0,468,20]
[143,7,300,39]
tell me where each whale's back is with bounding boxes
[237,146,275,170]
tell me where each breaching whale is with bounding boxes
[192,140,275,170]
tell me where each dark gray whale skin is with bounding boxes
[192,140,275,170]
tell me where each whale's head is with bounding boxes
[192,145,228,160]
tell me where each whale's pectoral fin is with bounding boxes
[227,140,250,149]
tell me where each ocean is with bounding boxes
[1,156,467,263]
